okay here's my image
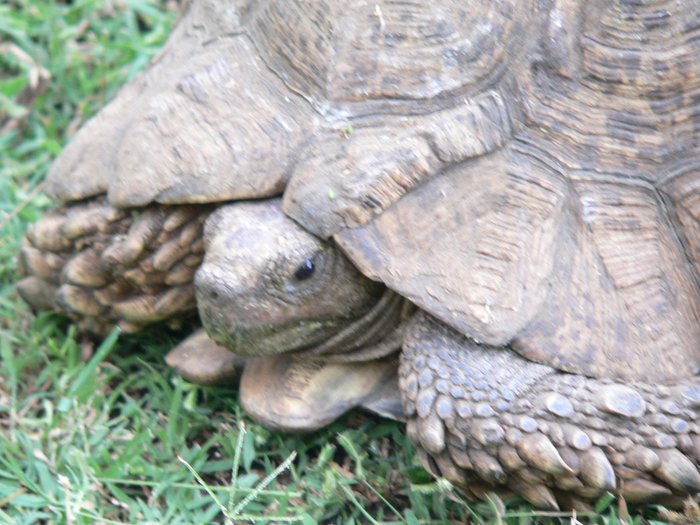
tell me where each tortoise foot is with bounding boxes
[400,313,700,509]
[240,354,400,433]
[18,197,209,335]
[166,329,245,385]
[17,276,57,312]
[359,371,405,422]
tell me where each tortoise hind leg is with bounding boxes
[400,313,700,509]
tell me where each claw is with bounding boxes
[469,449,507,484]
[16,277,56,311]
[625,446,661,472]
[509,480,559,510]
[62,250,110,288]
[620,478,672,503]
[56,285,105,316]
[517,433,574,476]
[654,449,700,493]
[418,413,446,454]
[580,448,616,490]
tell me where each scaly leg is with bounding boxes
[400,313,700,509]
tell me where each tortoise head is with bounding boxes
[195,200,384,356]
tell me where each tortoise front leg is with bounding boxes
[18,197,210,335]
[167,330,405,428]
[400,313,700,509]
[239,354,402,433]
[166,329,246,385]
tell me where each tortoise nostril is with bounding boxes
[195,270,222,301]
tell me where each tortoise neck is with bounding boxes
[300,288,414,363]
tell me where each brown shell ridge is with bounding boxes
[248,0,539,117]
[522,3,700,175]
[580,3,700,93]
[43,72,152,202]
[335,145,572,347]
[660,161,700,281]
[247,0,337,112]
[520,79,699,176]
[47,1,320,207]
[43,0,235,203]
[285,82,518,239]
[108,34,320,207]
[515,170,700,383]
[333,127,699,381]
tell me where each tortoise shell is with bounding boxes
[45,0,529,206]
[42,0,699,382]
[283,0,700,384]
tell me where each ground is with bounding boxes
[0,1,677,523]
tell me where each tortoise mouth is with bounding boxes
[201,308,349,357]
[201,288,411,362]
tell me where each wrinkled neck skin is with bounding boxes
[305,289,416,363]
[195,200,410,362]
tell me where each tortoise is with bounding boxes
[194,199,699,509]
[19,0,700,510]
[22,0,526,376]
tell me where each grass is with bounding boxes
[0,1,684,523]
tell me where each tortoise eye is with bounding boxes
[293,259,315,280]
